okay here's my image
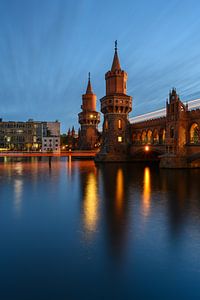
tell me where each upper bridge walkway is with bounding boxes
[129,99,200,123]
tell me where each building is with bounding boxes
[42,121,60,153]
[0,119,60,152]
[42,136,60,153]
[78,73,100,150]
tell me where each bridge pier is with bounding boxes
[159,154,188,168]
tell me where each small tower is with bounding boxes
[165,88,187,154]
[78,73,100,150]
[96,41,132,161]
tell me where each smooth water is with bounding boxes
[0,158,200,300]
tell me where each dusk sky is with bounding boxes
[0,0,200,132]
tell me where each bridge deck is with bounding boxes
[0,151,97,158]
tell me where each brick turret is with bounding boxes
[95,41,132,161]
[78,73,100,150]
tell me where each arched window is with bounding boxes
[104,119,108,130]
[118,119,122,129]
[170,127,174,138]
[190,123,199,144]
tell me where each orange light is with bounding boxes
[145,145,149,152]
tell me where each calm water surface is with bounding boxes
[0,158,200,300]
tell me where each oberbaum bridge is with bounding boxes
[78,42,200,168]
[1,43,200,168]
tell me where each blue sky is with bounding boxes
[0,0,200,132]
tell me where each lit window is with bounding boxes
[118,119,122,129]
[105,119,108,130]
[118,136,122,142]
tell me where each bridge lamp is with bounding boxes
[145,145,149,152]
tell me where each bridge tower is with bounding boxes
[165,88,188,154]
[78,74,100,150]
[160,88,188,168]
[95,42,132,161]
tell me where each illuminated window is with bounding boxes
[105,119,108,130]
[118,136,122,142]
[118,119,122,129]
[190,123,199,144]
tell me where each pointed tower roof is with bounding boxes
[86,72,93,94]
[111,40,121,72]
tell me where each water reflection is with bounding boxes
[13,163,23,215]
[98,164,130,260]
[83,172,99,233]
[116,169,124,215]
[67,156,72,178]
[1,160,200,299]
[142,167,151,217]
[79,162,99,239]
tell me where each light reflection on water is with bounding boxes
[83,172,99,234]
[0,158,200,300]
[142,167,151,217]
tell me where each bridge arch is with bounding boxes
[153,129,159,144]
[136,132,142,144]
[142,131,147,144]
[159,128,166,144]
[147,129,153,144]
[190,123,199,144]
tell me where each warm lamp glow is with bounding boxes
[145,145,149,152]
[118,136,122,142]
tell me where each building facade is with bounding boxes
[0,119,60,152]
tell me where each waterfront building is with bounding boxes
[78,73,100,150]
[42,136,60,153]
[0,119,60,152]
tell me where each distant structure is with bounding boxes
[78,73,100,150]
[0,119,60,152]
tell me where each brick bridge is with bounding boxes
[129,89,200,167]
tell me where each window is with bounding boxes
[118,119,122,129]
[170,127,174,138]
[105,119,108,130]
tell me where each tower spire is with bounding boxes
[111,40,121,72]
[86,72,93,94]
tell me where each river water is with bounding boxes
[0,158,200,300]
